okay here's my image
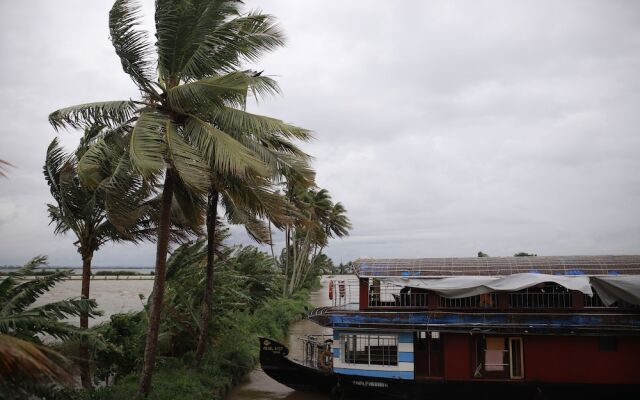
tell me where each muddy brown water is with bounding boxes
[34,279,154,327]
[226,275,356,400]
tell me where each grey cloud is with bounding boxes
[1,0,639,266]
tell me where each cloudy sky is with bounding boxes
[1,0,639,266]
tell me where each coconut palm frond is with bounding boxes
[185,116,267,178]
[180,11,285,80]
[222,198,271,244]
[165,120,210,194]
[171,178,206,233]
[167,72,279,113]
[109,0,157,95]
[129,111,168,179]
[0,257,102,341]
[0,271,72,318]
[213,106,312,141]
[48,101,137,131]
[0,333,73,384]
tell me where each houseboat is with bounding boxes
[260,256,640,399]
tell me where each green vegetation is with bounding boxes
[0,257,102,398]
[55,241,313,400]
[47,0,325,394]
[1,0,351,398]
[77,294,310,400]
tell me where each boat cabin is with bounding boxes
[310,256,640,397]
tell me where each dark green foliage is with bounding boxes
[514,252,537,257]
[92,312,147,384]
[52,241,312,399]
[60,290,309,400]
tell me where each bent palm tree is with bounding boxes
[49,1,310,396]
[44,128,155,388]
[194,121,315,363]
[285,187,351,294]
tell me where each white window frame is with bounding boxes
[341,334,398,366]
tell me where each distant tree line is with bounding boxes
[478,251,538,257]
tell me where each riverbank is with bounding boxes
[62,288,313,400]
[226,275,350,400]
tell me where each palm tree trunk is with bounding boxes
[283,227,289,296]
[79,250,93,389]
[268,220,276,263]
[291,230,310,291]
[289,231,298,294]
[194,189,218,365]
[138,170,174,398]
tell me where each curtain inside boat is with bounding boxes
[589,276,640,306]
[382,273,593,298]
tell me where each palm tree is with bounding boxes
[0,257,102,395]
[193,126,315,363]
[44,128,156,388]
[285,187,351,294]
[194,173,297,364]
[49,1,309,396]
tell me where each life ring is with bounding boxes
[328,280,334,300]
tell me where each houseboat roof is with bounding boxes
[353,255,640,277]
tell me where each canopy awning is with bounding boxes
[382,273,593,298]
[590,276,640,306]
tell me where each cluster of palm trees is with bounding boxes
[40,0,350,397]
[283,187,351,295]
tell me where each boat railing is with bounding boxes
[368,281,429,308]
[329,279,359,307]
[509,287,573,309]
[297,335,333,371]
[370,292,429,308]
[440,293,499,309]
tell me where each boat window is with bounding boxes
[439,293,498,309]
[473,336,524,380]
[342,334,398,366]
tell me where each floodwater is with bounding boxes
[226,276,355,400]
[35,279,154,327]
